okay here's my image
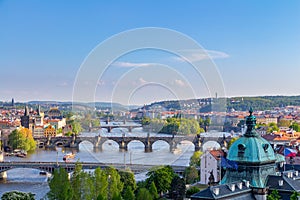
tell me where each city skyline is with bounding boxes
[1,1,300,105]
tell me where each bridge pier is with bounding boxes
[119,141,128,151]
[128,127,132,133]
[145,142,152,152]
[0,171,7,179]
[169,141,177,152]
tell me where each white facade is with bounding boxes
[200,150,222,184]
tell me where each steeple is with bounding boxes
[244,107,258,137]
[24,106,29,116]
[37,105,41,115]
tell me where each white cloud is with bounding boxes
[138,78,147,84]
[174,49,229,62]
[174,79,186,87]
[168,79,188,87]
[112,61,154,68]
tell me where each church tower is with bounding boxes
[21,106,30,128]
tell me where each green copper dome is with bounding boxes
[227,108,276,164]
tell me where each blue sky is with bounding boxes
[1,1,300,105]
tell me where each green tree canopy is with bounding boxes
[8,127,36,152]
[136,188,153,200]
[267,190,281,200]
[105,167,124,200]
[146,166,175,194]
[1,191,35,200]
[123,186,135,200]
[148,181,159,200]
[93,167,108,200]
[186,187,200,198]
[170,175,186,200]
[290,191,300,200]
[119,170,136,195]
[189,151,203,167]
[184,166,199,184]
[48,168,73,200]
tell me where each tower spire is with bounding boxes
[24,105,29,116]
[244,107,258,137]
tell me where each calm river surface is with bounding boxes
[0,127,195,199]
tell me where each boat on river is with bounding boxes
[14,149,27,158]
[63,152,75,161]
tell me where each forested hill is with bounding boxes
[226,96,300,111]
[138,96,300,112]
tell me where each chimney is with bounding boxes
[244,181,250,188]
[237,182,243,190]
[229,184,236,192]
[213,187,220,196]
[278,180,283,186]
[295,171,299,177]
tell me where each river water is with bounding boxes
[0,127,195,199]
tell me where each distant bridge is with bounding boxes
[90,120,142,133]
[0,161,187,179]
[34,135,232,152]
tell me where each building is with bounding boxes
[191,109,297,200]
[44,125,57,137]
[200,150,224,185]
[20,106,30,128]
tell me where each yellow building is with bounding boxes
[44,125,56,137]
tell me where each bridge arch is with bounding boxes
[78,140,94,151]
[127,140,146,151]
[101,140,120,151]
[202,141,221,151]
[152,140,171,151]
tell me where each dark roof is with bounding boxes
[191,181,254,200]
[266,171,300,192]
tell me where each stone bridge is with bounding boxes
[34,135,232,152]
[0,161,187,179]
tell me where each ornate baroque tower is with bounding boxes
[221,108,279,188]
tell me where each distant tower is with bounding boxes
[37,105,41,115]
[11,98,14,107]
[215,92,218,99]
[21,106,30,128]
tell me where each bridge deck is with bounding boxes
[0,161,187,174]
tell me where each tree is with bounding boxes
[170,175,186,200]
[290,191,300,200]
[8,127,36,152]
[190,151,203,167]
[79,171,95,200]
[105,167,124,200]
[48,168,73,200]
[278,119,291,128]
[148,181,159,200]
[186,187,200,198]
[93,167,108,200]
[290,122,300,132]
[123,186,135,200]
[136,188,153,200]
[184,166,199,184]
[146,166,175,194]
[1,191,35,200]
[119,170,136,195]
[267,190,281,200]
[267,123,279,133]
[71,162,83,200]
[70,120,82,135]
